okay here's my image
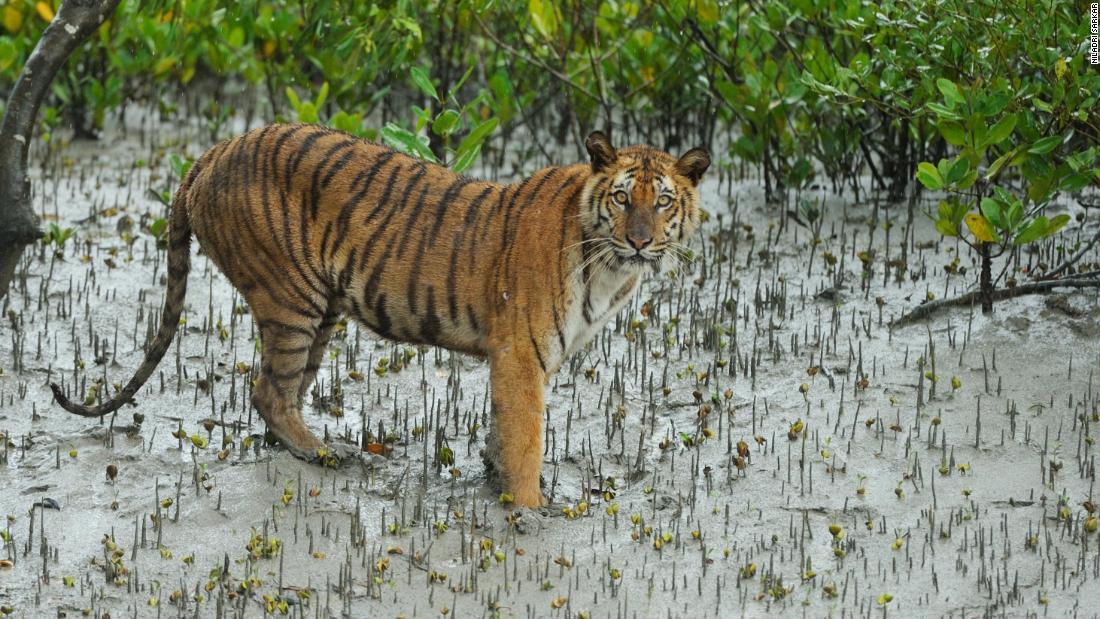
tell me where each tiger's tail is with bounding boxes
[51,160,202,417]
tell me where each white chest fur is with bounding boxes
[558,268,639,366]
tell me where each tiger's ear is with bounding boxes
[585,131,617,174]
[673,147,711,186]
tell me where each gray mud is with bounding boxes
[2,111,1100,618]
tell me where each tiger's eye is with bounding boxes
[612,190,629,205]
[656,195,672,208]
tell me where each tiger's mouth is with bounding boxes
[615,251,663,272]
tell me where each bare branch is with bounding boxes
[0,0,121,298]
[891,275,1100,328]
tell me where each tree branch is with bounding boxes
[891,276,1100,328]
[0,0,121,298]
[1043,220,1100,280]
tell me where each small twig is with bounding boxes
[1044,222,1100,280]
[681,18,740,85]
[891,276,1100,328]
[472,13,601,104]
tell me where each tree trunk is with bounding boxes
[980,242,993,314]
[0,0,121,300]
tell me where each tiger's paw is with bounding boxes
[510,488,547,509]
[261,417,326,463]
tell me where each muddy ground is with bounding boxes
[2,110,1100,618]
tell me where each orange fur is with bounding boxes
[51,124,710,507]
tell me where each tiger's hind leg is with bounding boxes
[252,315,327,461]
[297,310,341,409]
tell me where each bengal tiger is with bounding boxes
[51,124,710,507]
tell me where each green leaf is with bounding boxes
[936,78,964,108]
[298,103,318,124]
[381,124,437,163]
[915,162,944,190]
[0,38,16,72]
[227,26,245,48]
[935,219,958,237]
[925,102,961,121]
[409,67,439,102]
[1060,173,1090,192]
[982,114,1016,148]
[1006,201,1024,229]
[149,218,168,239]
[979,93,1010,116]
[985,146,1022,180]
[431,109,460,137]
[938,121,967,146]
[946,157,970,185]
[957,170,979,190]
[695,0,720,24]
[528,0,559,39]
[1013,218,1047,245]
[979,197,1004,230]
[455,117,499,157]
[1027,176,1055,203]
[447,65,476,101]
[450,144,481,173]
[1028,135,1063,155]
[285,87,301,111]
[1044,214,1070,237]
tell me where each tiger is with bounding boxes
[51,123,710,507]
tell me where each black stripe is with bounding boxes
[265,367,305,382]
[270,133,329,297]
[580,238,594,323]
[299,177,329,286]
[215,134,324,318]
[318,221,334,275]
[469,189,508,272]
[498,170,574,293]
[407,177,470,318]
[393,168,444,259]
[362,234,401,307]
[426,177,474,245]
[253,126,329,309]
[495,169,562,291]
[320,147,357,188]
[466,304,480,333]
[529,330,547,374]
[284,129,329,193]
[309,140,358,219]
[446,185,495,322]
[373,294,395,340]
[355,164,425,275]
[260,320,316,337]
[338,246,358,292]
[327,150,398,255]
[420,286,442,344]
[251,125,278,181]
[551,303,566,354]
[364,163,425,234]
[356,169,427,310]
[271,345,311,355]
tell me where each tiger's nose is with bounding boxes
[627,235,652,251]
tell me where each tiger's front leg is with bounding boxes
[488,348,547,508]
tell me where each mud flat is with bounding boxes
[1,113,1099,618]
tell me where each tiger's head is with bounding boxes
[580,131,710,272]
